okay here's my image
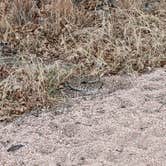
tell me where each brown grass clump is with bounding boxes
[0,0,165,120]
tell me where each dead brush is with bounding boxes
[12,0,39,25]
[0,0,165,119]
[0,60,47,119]
[0,58,76,120]
[0,1,13,41]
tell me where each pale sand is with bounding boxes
[0,68,166,166]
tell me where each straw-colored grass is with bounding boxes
[0,0,165,120]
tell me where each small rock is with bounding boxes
[7,144,24,152]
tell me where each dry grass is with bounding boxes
[0,0,165,120]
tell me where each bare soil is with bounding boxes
[0,68,166,166]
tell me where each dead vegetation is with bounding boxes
[0,0,165,120]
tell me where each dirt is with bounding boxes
[0,68,166,166]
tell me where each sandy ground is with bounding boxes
[0,68,166,166]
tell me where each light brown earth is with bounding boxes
[0,68,166,166]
